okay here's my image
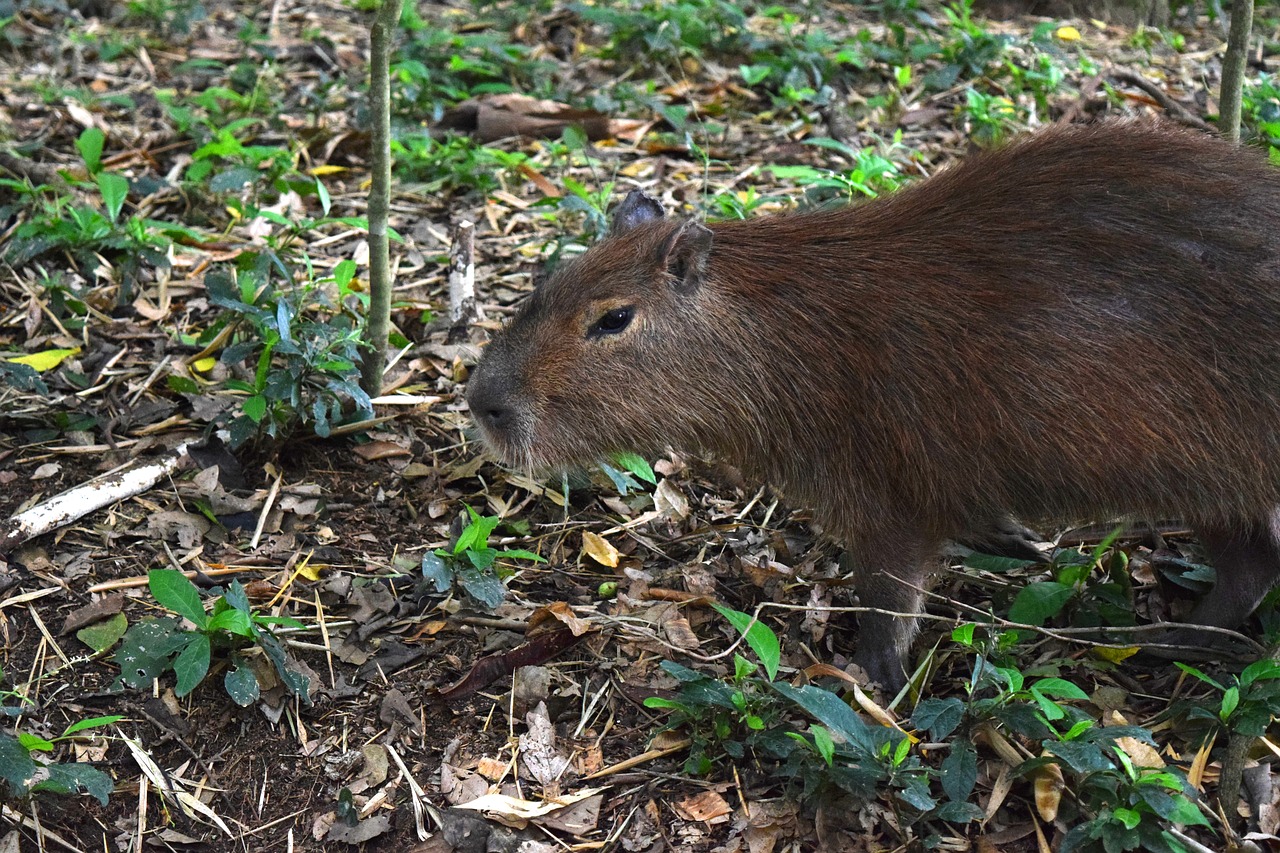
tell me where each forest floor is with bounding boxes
[1,0,1279,850]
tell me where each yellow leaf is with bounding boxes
[192,357,217,372]
[297,561,325,581]
[581,531,619,567]
[1056,25,1082,41]
[309,165,347,176]
[1092,645,1139,663]
[1032,755,1064,821]
[7,348,80,372]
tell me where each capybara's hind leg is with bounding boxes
[1190,516,1280,629]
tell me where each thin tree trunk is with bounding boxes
[360,0,403,397]
[1218,0,1254,142]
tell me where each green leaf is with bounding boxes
[315,176,331,215]
[465,547,498,571]
[611,452,656,485]
[1141,786,1210,827]
[210,166,259,192]
[951,624,976,647]
[1174,662,1225,692]
[1044,739,1110,775]
[1220,685,1240,722]
[1008,581,1074,626]
[0,733,36,790]
[333,259,357,289]
[1240,658,1280,687]
[76,127,105,173]
[254,614,305,630]
[811,725,835,766]
[166,375,200,394]
[457,567,506,609]
[596,462,639,495]
[62,715,124,737]
[76,612,128,654]
[37,762,113,806]
[259,633,311,704]
[912,697,965,740]
[207,608,255,638]
[148,570,208,628]
[496,548,546,563]
[455,507,501,554]
[96,173,129,222]
[771,682,878,754]
[224,662,261,707]
[242,394,268,423]
[173,634,211,697]
[17,732,53,752]
[112,617,188,689]
[422,552,453,593]
[712,604,781,681]
[941,739,978,803]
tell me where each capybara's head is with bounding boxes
[466,191,721,471]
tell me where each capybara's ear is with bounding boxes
[610,190,665,236]
[659,220,713,294]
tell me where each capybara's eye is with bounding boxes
[588,307,634,338]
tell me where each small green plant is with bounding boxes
[186,259,374,447]
[0,667,118,805]
[394,132,530,196]
[646,609,962,828]
[1242,76,1280,148]
[987,528,1135,638]
[393,25,557,117]
[421,506,546,607]
[766,139,904,205]
[924,0,1015,90]
[3,128,177,302]
[572,0,755,70]
[931,627,1210,852]
[1177,658,1280,740]
[959,88,1021,146]
[598,452,657,495]
[112,570,309,706]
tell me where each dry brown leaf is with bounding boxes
[1188,732,1216,790]
[673,790,732,824]
[351,440,410,461]
[1032,753,1064,822]
[527,601,593,637]
[581,530,619,567]
[1104,711,1165,769]
[659,612,701,651]
[519,702,570,793]
[475,756,508,781]
[653,479,689,520]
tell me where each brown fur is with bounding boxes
[466,120,1280,690]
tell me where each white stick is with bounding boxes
[0,441,193,554]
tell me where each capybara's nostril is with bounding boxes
[480,405,513,432]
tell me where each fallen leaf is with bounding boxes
[653,479,689,520]
[7,348,80,371]
[673,790,732,823]
[352,441,411,461]
[1032,753,1064,822]
[527,601,593,637]
[61,593,126,634]
[581,531,619,567]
